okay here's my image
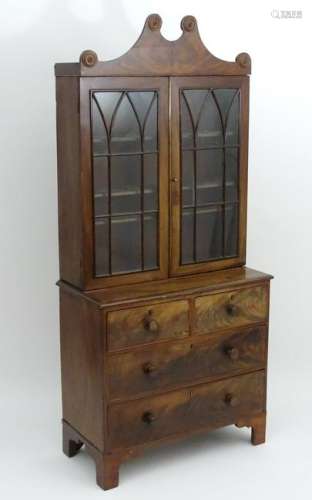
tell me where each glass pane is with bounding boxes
[213,89,237,124]
[111,215,141,273]
[144,214,158,270]
[110,94,141,154]
[181,208,194,264]
[212,89,240,145]
[91,97,108,155]
[94,219,109,276]
[143,96,158,152]
[179,87,241,268]
[182,150,194,207]
[93,92,122,130]
[196,92,223,148]
[225,92,240,145]
[183,89,208,124]
[225,204,238,257]
[182,90,223,148]
[180,95,194,149]
[197,149,223,205]
[111,156,141,214]
[225,148,239,202]
[127,92,154,125]
[91,90,159,278]
[93,157,108,216]
[196,207,223,261]
[144,154,158,211]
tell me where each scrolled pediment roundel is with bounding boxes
[80,49,98,67]
[181,15,197,32]
[236,52,252,69]
[148,13,162,31]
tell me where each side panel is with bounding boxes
[55,77,82,287]
[59,289,105,450]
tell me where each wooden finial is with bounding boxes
[236,52,251,70]
[147,13,162,31]
[181,15,197,32]
[80,49,98,67]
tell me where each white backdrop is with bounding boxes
[1,0,311,498]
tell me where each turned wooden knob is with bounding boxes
[142,411,157,424]
[144,314,159,332]
[226,303,237,316]
[225,393,240,407]
[225,347,240,361]
[142,362,157,375]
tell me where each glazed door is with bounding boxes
[170,77,249,276]
[80,77,169,288]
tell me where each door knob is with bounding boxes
[142,411,157,424]
[226,303,237,316]
[225,347,240,361]
[142,362,158,375]
[144,316,159,332]
[225,393,240,407]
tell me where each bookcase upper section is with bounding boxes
[55,14,251,77]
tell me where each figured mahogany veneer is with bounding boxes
[108,326,267,400]
[108,300,190,350]
[56,13,273,491]
[195,286,268,334]
[109,371,265,448]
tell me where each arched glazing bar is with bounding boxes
[91,90,159,276]
[180,87,240,264]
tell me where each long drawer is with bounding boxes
[195,285,268,334]
[108,371,265,449]
[108,326,267,400]
[107,300,190,351]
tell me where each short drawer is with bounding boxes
[108,371,265,449]
[195,286,268,334]
[107,300,190,351]
[108,326,267,400]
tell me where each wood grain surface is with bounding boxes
[109,371,265,448]
[107,300,190,350]
[108,326,267,399]
[195,285,268,333]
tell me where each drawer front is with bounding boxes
[107,300,189,350]
[109,371,265,449]
[195,286,268,334]
[108,326,267,400]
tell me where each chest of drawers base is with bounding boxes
[59,267,272,490]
